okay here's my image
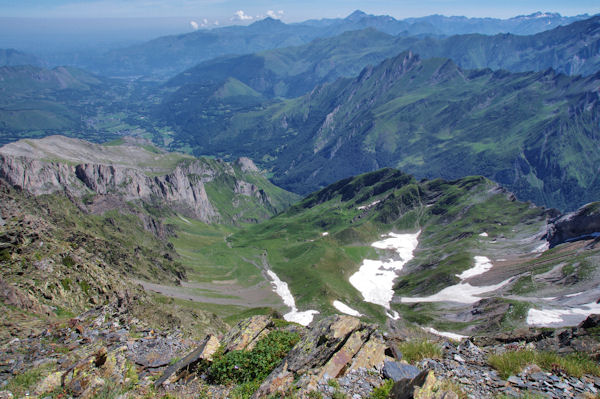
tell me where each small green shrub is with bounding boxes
[332,391,347,399]
[209,330,299,384]
[0,248,11,262]
[62,255,76,267]
[397,339,442,363]
[60,277,72,291]
[79,280,91,295]
[369,379,394,399]
[230,380,262,399]
[327,379,340,389]
[5,367,47,396]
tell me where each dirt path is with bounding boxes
[132,279,282,308]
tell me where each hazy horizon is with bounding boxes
[1,0,598,22]
[1,3,598,58]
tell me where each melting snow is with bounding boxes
[423,327,468,341]
[357,200,381,210]
[333,300,362,317]
[479,232,488,237]
[321,232,329,236]
[402,255,511,304]
[532,242,549,253]
[401,279,511,304]
[527,302,600,327]
[386,310,400,320]
[267,270,319,326]
[456,256,493,280]
[349,231,420,309]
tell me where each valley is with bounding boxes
[1,6,600,399]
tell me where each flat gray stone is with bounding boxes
[382,361,420,382]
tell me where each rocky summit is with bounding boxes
[1,309,600,398]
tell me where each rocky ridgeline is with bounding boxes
[0,136,280,224]
[2,309,600,398]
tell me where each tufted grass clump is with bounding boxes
[369,379,394,399]
[397,339,442,363]
[488,350,600,379]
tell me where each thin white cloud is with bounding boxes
[233,10,253,21]
[266,10,284,19]
[190,20,199,30]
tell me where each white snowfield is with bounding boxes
[527,302,600,327]
[402,256,512,304]
[423,327,468,341]
[349,231,420,311]
[333,300,362,317]
[267,270,319,326]
[456,256,493,280]
[401,280,511,304]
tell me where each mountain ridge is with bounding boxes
[162,50,600,211]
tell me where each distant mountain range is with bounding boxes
[0,49,42,67]
[163,15,600,104]
[79,10,593,78]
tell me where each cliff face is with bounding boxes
[546,202,600,247]
[0,136,297,224]
[0,154,220,221]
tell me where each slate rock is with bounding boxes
[579,314,600,329]
[390,369,430,399]
[383,361,421,382]
[155,334,219,387]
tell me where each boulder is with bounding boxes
[318,328,371,379]
[253,315,367,398]
[383,361,421,382]
[131,337,179,368]
[578,314,600,329]
[34,372,62,395]
[221,315,273,352]
[155,334,220,387]
[348,335,386,371]
[390,368,430,399]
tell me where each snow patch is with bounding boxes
[456,256,493,280]
[386,310,400,320]
[423,327,468,341]
[267,270,319,326]
[527,302,600,327]
[349,231,420,309]
[357,200,381,210]
[401,279,511,304]
[321,232,329,236]
[479,232,488,237]
[532,241,549,253]
[333,300,362,317]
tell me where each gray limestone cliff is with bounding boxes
[0,136,296,224]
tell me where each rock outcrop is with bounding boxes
[252,315,386,397]
[0,136,295,224]
[546,202,600,247]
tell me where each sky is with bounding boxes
[1,0,599,22]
